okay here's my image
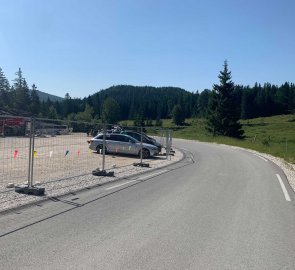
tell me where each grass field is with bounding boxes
[121,115,295,164]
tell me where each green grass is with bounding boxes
[120,115,295,164]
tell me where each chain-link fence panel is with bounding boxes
[0,116,173,190]
[29,118,104,185]
[0,116,31,188]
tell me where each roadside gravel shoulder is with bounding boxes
[229,145,295,193]
[0,149,183,213]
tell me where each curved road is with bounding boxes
[1,139,295,269]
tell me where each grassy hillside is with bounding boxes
[121,115,295,164]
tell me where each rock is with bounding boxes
[6,183,14,188]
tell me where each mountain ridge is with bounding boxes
[34,89,63,102]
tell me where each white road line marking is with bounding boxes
[276,174,291,202]
[105,170,168,190]
[253,153,268,162]
[105,180,137,190]
[138,170,168,181]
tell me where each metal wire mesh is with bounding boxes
[0,116,31,187]
[0,117,171,189]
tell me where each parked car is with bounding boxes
[88,133,159,158]
[121,130,162,152]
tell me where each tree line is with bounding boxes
[1,66,295,126]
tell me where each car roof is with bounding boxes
[124,130,140,134]
[124,130,149,137]
[94,133,139,142]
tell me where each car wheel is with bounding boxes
[140,148,150,159]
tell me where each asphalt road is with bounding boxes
[1,139,295,269]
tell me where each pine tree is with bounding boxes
[240,88,252,119]
[76,104,94,122]
[12,68,31,111]
[101,97,120,124]
[198,89,211,117]
[48,105,58,119]
[0,68,11,108]
[206,61,244,138]
[172,104,185,125]
[30,84,41,115]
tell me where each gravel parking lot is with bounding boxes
[0,133,166,189]
[0,133,183,212]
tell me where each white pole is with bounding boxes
[140,126,143,163]
[102,124,106,171]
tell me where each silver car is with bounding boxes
[88,133,159,158]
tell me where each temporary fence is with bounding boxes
[0,115,173,191]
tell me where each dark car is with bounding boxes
[121,130,162,152]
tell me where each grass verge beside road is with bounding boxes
[121,115,295,164]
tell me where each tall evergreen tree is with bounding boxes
[206,61,244,138]
[101,97,120,124]
[48,105,58,119]
[12,68,31,111]
[198,89,211,117]
[240,87,252,119]
[76,104,94,122]
[30,84,41,115]
[0,68,11,108]
[172,104,185,125]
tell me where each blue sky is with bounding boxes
[0,0,294,98]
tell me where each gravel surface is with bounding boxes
[0,149,183,212]
[0,133,155,188]
[229,145,295,193]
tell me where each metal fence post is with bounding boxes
[169,130,172,160]
[102,123,106,171]
[1,119,4,137]
[27,118,33,187]
[166,129,169,160]
[30,118,36,187]
[140,126,143,163]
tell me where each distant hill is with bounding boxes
[89,85,194,120]
[34,90,63,102]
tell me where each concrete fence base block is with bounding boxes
[15,185,45,196]
[6,183,15,188]
[133,162,150,168]
[92,169,114,177]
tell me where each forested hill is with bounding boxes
[35,89,63,102]
[89,85,194,120]
[85,82,295,121]
[1,66,295,122]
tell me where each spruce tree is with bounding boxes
[172,104,185,125]
[30,84,41,115]
[206,61,244,138]
[101,97,120,124]
[0,68,11,108]
[12,68,31,112]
